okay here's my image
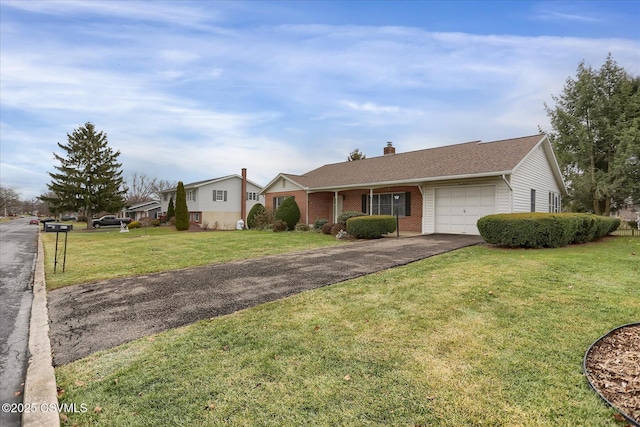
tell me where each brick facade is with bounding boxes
[302,185,423,232]
[265,190,308,224]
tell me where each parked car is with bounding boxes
[29,218,39,225]
[92,215,132,228]
[61,215,77,221]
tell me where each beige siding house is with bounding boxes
[160,169,263,230]
[261,134,567,235]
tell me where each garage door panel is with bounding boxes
[435,186,495,235]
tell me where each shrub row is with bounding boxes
[477,213,620,248]
[346,215,397,239]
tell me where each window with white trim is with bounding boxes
[364,192,410,216]
[187,190,196,202]
[548,192,560,213]
[213,190,227,202]
[273,195,293,210]
[530,189,536,212]
[247,192,259,201]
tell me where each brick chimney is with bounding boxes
[241,168,247,221]
[384,141,395,156]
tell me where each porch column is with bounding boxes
[334,191,339,223]
[369,188,373,215]
[306,191,309,225]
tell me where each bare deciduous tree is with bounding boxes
[124,172,176,205]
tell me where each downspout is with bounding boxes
[502,174,513,212]
[241,168,247,221]
[501,174,512,191]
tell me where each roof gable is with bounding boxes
[162,175,263,194]
[278,134,548,190]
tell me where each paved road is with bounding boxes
[0,219,38,427]
[49,234,482,366]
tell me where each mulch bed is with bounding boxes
[584,323,640,425]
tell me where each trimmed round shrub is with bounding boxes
[322,222,335,235]
[346,215,396,239]
[295,223,311,232]
[247,203,266,229]
[477,213,620,248]
[330,223,345,236]
[274,197,300,231]
[151,219,161,227]
[128,221,140,229]
[314,218,329,231]
[337,211,366,225]
[272,219,287,232]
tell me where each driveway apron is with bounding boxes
[48,234,482,365]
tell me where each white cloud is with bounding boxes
[1,2,639,200]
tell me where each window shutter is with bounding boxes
[361,194,367,213]
[405,192,411,216]
[213,190,216,201]
[223,190,227,202]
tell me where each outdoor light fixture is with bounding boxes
[394,194,400,238]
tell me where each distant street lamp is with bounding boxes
[394,194,400,238]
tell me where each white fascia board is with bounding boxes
[260,174,308,195]
[512,134,567,196]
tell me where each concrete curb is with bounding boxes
[22,232,60,427]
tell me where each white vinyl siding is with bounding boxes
[511,144,562,213]
[159,176,263,229]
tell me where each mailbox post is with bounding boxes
[45,223,72,273]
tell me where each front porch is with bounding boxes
[307,185,424,233]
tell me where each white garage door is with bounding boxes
[435,186,495,235]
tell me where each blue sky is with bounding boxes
[1,1,639,200]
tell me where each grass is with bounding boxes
[54,236,640,426]
[42,226,345,290]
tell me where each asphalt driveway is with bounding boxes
[48,234,482,365]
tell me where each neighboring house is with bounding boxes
[261,134,567,235]
[125,199,161,221]
[160,169,264,230]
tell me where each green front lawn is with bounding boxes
[55,237,640,426]
[43,227,345,290]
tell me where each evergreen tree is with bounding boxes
[41,122,126,228]
[347,148,366,161]
[274,197,300,230]
[246,203,265,229]
[166,197,175,222]
[174,181,190,231]
[545,54,640,215]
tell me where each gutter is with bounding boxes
[306,171,513,192]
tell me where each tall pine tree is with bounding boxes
[545,54,640,215]
[174,181,190,231]
[41,122,127,228]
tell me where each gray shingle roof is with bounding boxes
[282,134,546,190]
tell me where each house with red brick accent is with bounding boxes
[261,134,567,235]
